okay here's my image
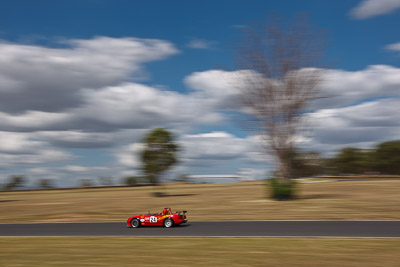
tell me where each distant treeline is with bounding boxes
[290,140,400,177]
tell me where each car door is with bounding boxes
[149,214,159,224]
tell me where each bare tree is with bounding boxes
[236,17,324,180]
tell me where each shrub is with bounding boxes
[4,175,26,190]
[79,179,93,187]
[268,178,297,200]
[38,179,53,189]
[124,176,137,186]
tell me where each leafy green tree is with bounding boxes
[124,176,137,186]
[140,128,179,185]
[373,141,400,175]
[38,179,53,189]
[331,147,372,175]
[4,175,26,190]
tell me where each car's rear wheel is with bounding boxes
[163,218,174,228]
[130,218,140,228]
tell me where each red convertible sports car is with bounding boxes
[127,208,188,228]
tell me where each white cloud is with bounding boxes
[0,132,42,153]
[184,69,251,109]
[111,131,271,180]
[0,37,178,113]
[0,131,76,172]
[385,42,400,52]
[184,65,400,113]
[114,143,145,169]
[0,132,74,165]
[350,0,400,19]
[188,132,233,138]
[305,98,400,154]
[315,65,400,109]
[35,129,145,149]
[76,82,224,131]
[184,67,400,156]
[166,132,273,180]
[36,131,116,148]
[0,81,225,133]
[0,37,269,183]
[180,131,267,162]
[63,165,90,172]
[187,39,216,49]
[0,148,74,169]
[19,165,121,187]
[237,168,268,180]
[1,34,400,183]
[0,111,72,132]
[61,165,110,173]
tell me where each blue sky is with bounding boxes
[0,0,400,187]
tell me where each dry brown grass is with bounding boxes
[1,237,400,266]
[1,179,400,223]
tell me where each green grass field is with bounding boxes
[1,179,400,222]
[1,237,399,266]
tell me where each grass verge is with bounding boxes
[1,237,400,266]
[1,179,400,222]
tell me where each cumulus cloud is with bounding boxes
[0,131,75,169]
[184,69,251,110]
[180,131,267,163]
[0,36,269,183]
[109,131,272,182]
[182,131,249,160]
[112,131,269,173]
[0,132,43,153]
[305,98,400,154]
[185,67,400,155]
[184,65,400,112]
[0,111,73,132]
[75,83,224,131]
[35,129,145,149]
[114,143,145,169]
[187,39,216,49]
[35,131,115,148]
[22,165,119,187]
[0,82,225,134]
[169,131,272,180]
[0,37,178,113]
[385,42,400,52]
[0,36,182,174]
[61,165,110,173]
[313,65,400,108]
[350,0,400,19]
[1,34,400,183]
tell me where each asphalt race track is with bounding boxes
[1,221,400,237]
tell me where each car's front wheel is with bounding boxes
[163,218,174,228]
[130,218,140,228]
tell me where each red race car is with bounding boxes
[127,208,188,228]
